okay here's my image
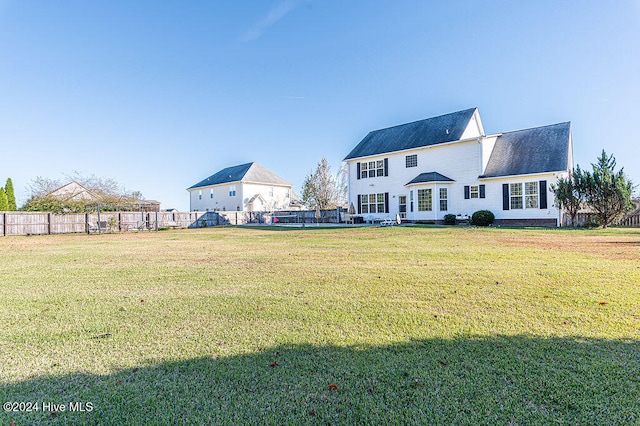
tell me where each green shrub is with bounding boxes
[471,210,495,226]
[443,214,457,225]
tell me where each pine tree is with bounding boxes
[0,188,8,211]
[582,150,634,228]
[5,178,16,211]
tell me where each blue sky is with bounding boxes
[1,1,639,210]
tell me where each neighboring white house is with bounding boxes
[188,162,301,212]
[343,108,573,226]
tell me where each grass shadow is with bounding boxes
[2,335,638,424]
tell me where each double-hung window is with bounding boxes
[358,159,386,178]
[439,188,448,211]
[510,183,523,209]
[229,185,237,197]
[525,182,539,208]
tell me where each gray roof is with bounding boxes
[406,172,455,185]
[188,162,292,190]
[481,122,571,178]
[344,108,477,160]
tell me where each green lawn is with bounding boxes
[1,226,639,424]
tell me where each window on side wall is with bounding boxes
[360,162,369,179]
[439,188,448,211]
[510,183,523,209]
[406,154,417,168]
[198,190,202,200]
[229,185,237,197]
[470,185,479,199]
[525,182,538,208]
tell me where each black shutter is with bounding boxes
[356,163,360,180]
[464,186,470,199]
[539,180,547,209]
[384,158,389,176]
[479,184,486,199]
[357,195,362,214]
[502,184,510,210]
[384,193,389,213]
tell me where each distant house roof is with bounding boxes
[406,172,455,185]
[48,181,99,202]
[481,122,571,178]
[188,162,292,190]
[344,108,477,160]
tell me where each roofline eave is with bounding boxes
[478,170,570,181]
[343,136,483,162]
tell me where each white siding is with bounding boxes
[480,173,562,224]
[242,183,292,211]
[189,182,293,212]
[189,183,243,212]
[347,141,566,225]
[348,139,485,221]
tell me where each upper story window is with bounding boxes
[470,185,479,199]
[229,185,237,197]
[210,189,214,199]
[406,154,417,168]
[358,159,387,179]
[198,190,202,200]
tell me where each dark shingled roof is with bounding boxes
[406,172,455,185]
[188,162,291,190]
[481,122,571,178]
[344,108,477,160]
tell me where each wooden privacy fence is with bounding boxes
[0,211,205,237]
[562,210,640,227]
[0,208,348,236]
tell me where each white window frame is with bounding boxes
[229,185,237,197]
[417,188,432,212]
[525,182,539,209]
[439,187,448,211]
[510,183,523,209]
[406,154,417,168]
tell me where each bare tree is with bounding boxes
[301,157,344,209]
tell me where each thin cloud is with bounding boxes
[241,0,299,42]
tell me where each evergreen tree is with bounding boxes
[582,150,634,228]
[5,178,16,211]
[551,165,585,227]
[0,188,8,211]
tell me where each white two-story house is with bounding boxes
[344,108,573,226]
[188,162,300,212]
